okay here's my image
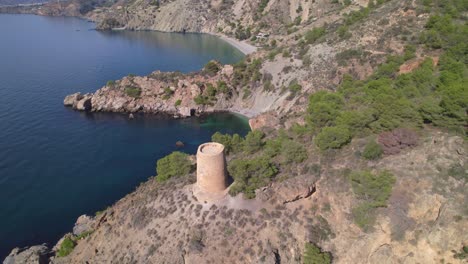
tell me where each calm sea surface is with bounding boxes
[0,14,248,258]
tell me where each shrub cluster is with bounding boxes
[124,86,141,98]
[307,11,467,150]
[204,61,220,76]
[228,157,278,199]
[303,243,332,264]
[304,27,326,44]
[57,236,75,257]
[211,130,265,154]
[156,152,192,182]
[349,170,396,231]
[361,140,383,160]
[232,58,262,88]
[56,231,93,257]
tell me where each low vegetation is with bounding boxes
[156,151,192,182]
[304,27,326,44]
[349,170,396,231]
[124,86,141,98]
[57,231,93,257]
[204,61,220,76]
[361,140,383,160]
[57,236,76,257]
[304,8,467,151]
[228,156,278,199]
[303,242,332,264]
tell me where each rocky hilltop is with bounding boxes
[3,0,468,263]
[5,131,467,264]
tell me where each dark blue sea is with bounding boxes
[0,14,248,258]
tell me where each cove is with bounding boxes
[0,14,249,258]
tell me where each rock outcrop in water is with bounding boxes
[63,62,291,124]
[63,64,251,117]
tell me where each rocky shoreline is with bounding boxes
[62,64,267,129]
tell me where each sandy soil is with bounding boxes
[216,34,258,55]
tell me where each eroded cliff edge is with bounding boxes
[5,131,467,264]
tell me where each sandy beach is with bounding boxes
[216,34,258,55]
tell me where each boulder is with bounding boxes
[3,245,51,264]
[178,107,193,117]
[75,94,93,111]
[221,65,234,77]
[63,93,82,107]
[189,84,201,97]
[282,184,316,204]
[73,215,94,236]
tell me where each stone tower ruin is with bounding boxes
[193,142,227,201]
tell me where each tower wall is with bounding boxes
[196,142,227,193]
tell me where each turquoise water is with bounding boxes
[0,14,248,258]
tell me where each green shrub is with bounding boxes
[76,230,93,240]
[206,83,217,97]
[349,170,396,230]
[243,130,265,153]
[307,91,344,129]
[453,245,468,260]
[156,152,191,182]
[232,59,262,87]
[194,95,209,105]
[174,99,182,107]
[106,80,115,87]
[228,157,278,198]
[304,27,326,44]
[303,243,332,264]
[211,132,244,154]
[57,236,76,257]
[351,202,377,231]
[349,170,395,206]
[163,87,174,100]
[288,81,302,94]
[204,61,220,76]
[362,140,383,160]
[337,25,351,39]
[217,81,229,94]
[344,7,370,25]
[282,139,308,164]
[315,126,351,151]
[124,86,141,98]
[447,163,467,181]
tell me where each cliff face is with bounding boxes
[4,0,427,124]
[62,63,296,120]
[7,132,465,264]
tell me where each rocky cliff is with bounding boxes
[5,131,466,263]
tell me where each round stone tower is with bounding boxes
[194,142,227,201]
